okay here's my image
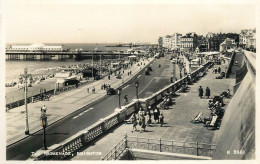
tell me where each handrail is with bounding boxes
[102,135,217,160]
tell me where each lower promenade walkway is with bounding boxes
[6,57,154,146]
[72,63,235,160]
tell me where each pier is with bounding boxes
[5,51,133,60]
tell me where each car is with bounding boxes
[107,88,117,95]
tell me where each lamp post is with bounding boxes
[118,88,122,109]
[92,51,94,79]
[24,68,29,135]
[41,113,48,150]
[135,81,139,99]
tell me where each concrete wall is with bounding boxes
[128,149,211,160]
[213,67,255,159]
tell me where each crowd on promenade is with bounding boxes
[126,105,165,133]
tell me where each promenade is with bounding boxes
[6,57,154,146]
[72,63,235,160]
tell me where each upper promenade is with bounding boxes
[70,62,234,160]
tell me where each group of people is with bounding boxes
[87,87,96,94]
[40,88,50,101]
[212,66,222,74]
[129,106,165,133]
[101,83,111,90]
[198,86,211,99]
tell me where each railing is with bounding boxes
[102,135,217,160]
[5,80,93,111]
[102,135,127,160]
[126,136,216,157]
[30,61,213,161]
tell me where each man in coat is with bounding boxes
[198,86,204,98]
[205,86,211,99]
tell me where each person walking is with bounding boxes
[140,115,146,133]
[41,105,47,114]
[205,86,211,99]
[159,113,164,127]
[92,87,95,93]
[218,67,221,74]
[198,86,204,98]
[131,113,138,132]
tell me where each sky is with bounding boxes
[4,0,257,44]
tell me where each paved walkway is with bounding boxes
[6,57,154,146]
[72,63,236,160]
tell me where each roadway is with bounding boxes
[6,54,179,160]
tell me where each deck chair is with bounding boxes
[124,114,135,124]
[191,112,203,123]
[204,115,218,129]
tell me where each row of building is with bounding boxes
[158,28,256,52]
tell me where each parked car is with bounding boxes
[107,88,117,95]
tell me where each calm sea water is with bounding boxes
[5,43,130,82]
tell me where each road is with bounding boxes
[6,54,179,160]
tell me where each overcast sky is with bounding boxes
[4,0,257,43]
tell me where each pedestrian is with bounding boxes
[218,67,221,74]
[92,87,95,93]
[132,118,138,132]
[41,105,47,114]
[130,71,132,75]
[108,75,110,80]
[235,60,238,66]
[101,84,104,90]
[140,116,146,132]
[159,113,164,127]
[198,86,204,98]
[87,88,89,93]
[205,86,211,99]
[153,107,159,123]
[145,113,151,126]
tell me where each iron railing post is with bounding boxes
[196,142,199,156]
[159,138,162,152]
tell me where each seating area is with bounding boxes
[191,89,231,130]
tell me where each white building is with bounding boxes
[162,35,172,49]
[239,28,256,49]
[8,43,63,52]
[161,33,182,50]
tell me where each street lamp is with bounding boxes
[24,68,29,135]
[41,113,48,150]
[135,81,139,99]
[118,88,122,109]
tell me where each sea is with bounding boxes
[5,43,131,82]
